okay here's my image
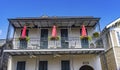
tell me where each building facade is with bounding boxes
[0,39,8,70]
[101,18,120,70]
[4,16,104,70]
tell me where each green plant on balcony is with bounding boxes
[19,36,30,42]
[80,36,92,41]
[48,36,60,40]
[93,32,99,38]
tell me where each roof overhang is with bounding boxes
[8,16,100,28]
[4,48,104,56]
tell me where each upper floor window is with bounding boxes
[117,32,120,45]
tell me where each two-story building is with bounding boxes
[101,18,120,70]
[4,16,104,70]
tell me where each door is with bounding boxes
[40,29,48,49]
[61,29,69,48]
[39,61,48,70]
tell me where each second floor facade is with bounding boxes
[6,16,103,50]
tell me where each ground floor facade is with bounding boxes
[7,54,102,70]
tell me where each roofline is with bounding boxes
[106,18,120,28]
[8,16,100,21]
[101,17,120,35]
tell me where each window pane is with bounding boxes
[61,29,69,48]
[117,32,120,45]
[61,60,70,70]
[17,61,26,70]
[81,38,89,48]
[39,61,48,70]
[40,29,48,49]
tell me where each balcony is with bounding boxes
[4,37,104,55]
[5,17,104,55]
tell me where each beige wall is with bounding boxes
[105,49,117,70]
[114,47,120,69]
[101,29,118,70]
[9,54,102,70]
[100,48,117,70]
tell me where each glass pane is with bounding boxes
[17,61,26,70]
[81,38,89,48]
[40,29,48,49]
[61,29,69,48]
[61,60,70,70]
[19,40,27,49]
[39,61,48,70]
[117,32,120,45]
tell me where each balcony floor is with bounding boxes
[4,48,104,55]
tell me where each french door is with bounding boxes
[61,29,69,48]
[40,29,48,49]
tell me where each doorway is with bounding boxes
[61,29,69,48]
[40,29,48,49]
[79,65,94,70]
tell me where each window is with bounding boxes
[61,29,69,48]
[17,61,26,70]
[40,29,48,49]
[117,32,120,45]
[39,61,48,70]
[81,38,89,48]
[61,60,70,70]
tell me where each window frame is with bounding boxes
[116,31,120,46]
[16,61,26,70]
[61,60,70,70]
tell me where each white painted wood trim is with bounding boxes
[4,48,104,52]
[110,30,119,69]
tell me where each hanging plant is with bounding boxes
[19,36,30,42]
[80,36,92,41]
[93,32,99,38]
[48,36,60,41]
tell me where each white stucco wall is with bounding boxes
[9,54,102,70]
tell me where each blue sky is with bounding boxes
[0,0,120,39]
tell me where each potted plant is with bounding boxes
[19,36,30,42]
[93,32,99,38]
[80,36,92,41]
[48,36,60,41]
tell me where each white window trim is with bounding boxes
[115,31,120,46]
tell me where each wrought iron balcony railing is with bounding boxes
[11,37,103,49]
